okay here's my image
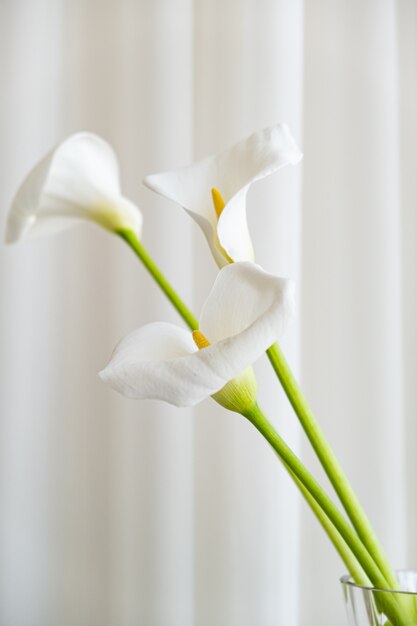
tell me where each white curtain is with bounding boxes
[301,2,417,623]
[0,1,415,625]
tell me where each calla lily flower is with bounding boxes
[5,133,142,243]
[99,262,294,411]
[144,124,302,267]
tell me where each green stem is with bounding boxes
[247,405,414,626]
[243,403,390,590]
[284,460,369,585]
[117,228,198,331]
[266,342,399,590]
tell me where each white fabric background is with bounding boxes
[0,1,415,625]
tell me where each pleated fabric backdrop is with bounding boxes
[0,1,415,625]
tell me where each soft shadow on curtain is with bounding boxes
[0,2,416,626]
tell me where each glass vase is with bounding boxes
[341,570,417,626]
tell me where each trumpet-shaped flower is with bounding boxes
[144,124,302,267]
[100,262,294,411]
[6,133,142,243]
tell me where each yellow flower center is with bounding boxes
[192,329,211,350]
[210,187,234,265]
[211,187,226,219]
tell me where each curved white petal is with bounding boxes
[99,321,226,406]
[184,209,227,268]
[6,133,142,243]
[143,124,302,263]
[99,322,201,405]
[199,262,295,344]
[216,187,254,262]
[100,263,295,408]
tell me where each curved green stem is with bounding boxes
[243,403,390,590]
[284,460,369,585]
[117,228,198,331]
[266,342,399,590]
[244,404,413,626]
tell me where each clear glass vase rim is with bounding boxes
[340,570,417,597]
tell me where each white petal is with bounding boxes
[6,133,142,243]
[199,261,295,345]
[184,209,227,267]
[216,187,254,262]
[217,124,302,261]
[143,124,302,263]
[100,263,295,408]
[99,321,227,407]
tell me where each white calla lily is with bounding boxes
[144,124,302,267]
[100,262,295,410]
[6,133,142,243]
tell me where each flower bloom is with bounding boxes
[100,262,294,411]
[5,133,142,243]
[144,124,302,267]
